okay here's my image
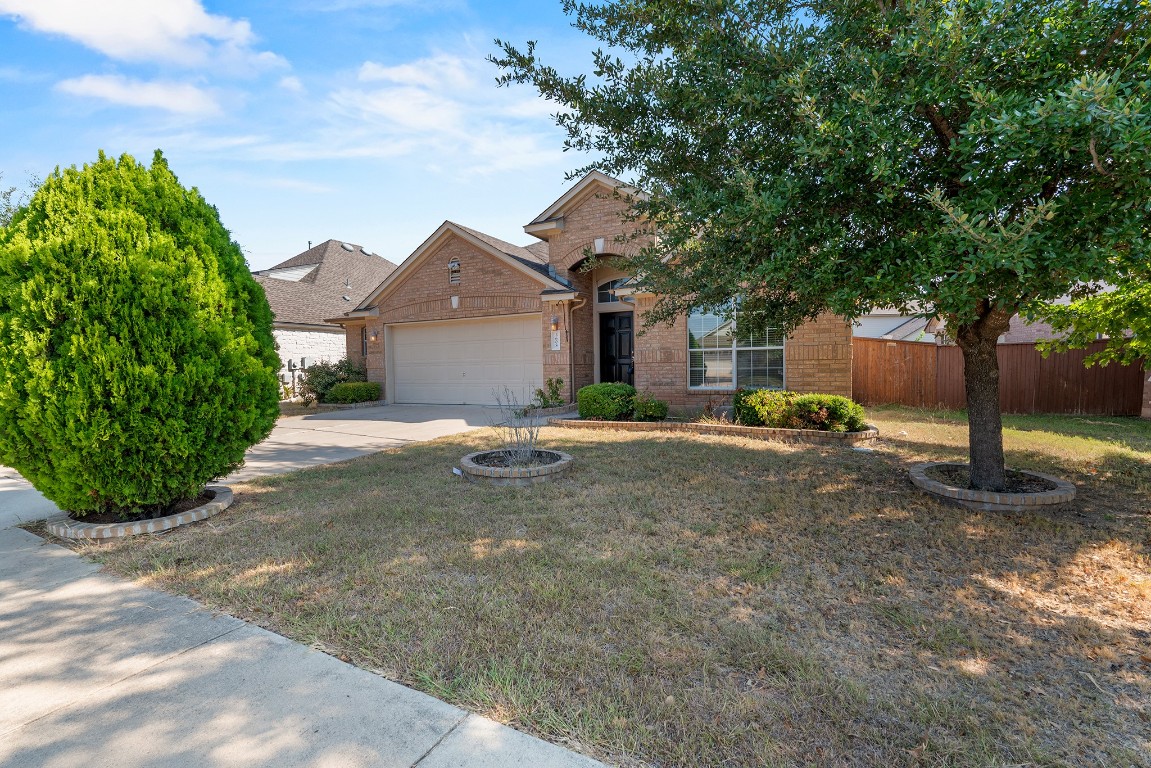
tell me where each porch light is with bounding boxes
[369,329,378,342]
[550,316,560,331]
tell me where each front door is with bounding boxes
[599,312,634,385]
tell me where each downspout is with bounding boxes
[566,296,587,404]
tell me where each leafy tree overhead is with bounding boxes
[0,151,280,516]
[493,0,1151,491]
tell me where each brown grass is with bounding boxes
[77,406,1151,767]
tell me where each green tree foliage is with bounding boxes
[0,151,280,516]
[1035,276,1151,366]
[299,358,368,404]
[493,0,1151,489]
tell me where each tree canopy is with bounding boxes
[494,0,1151,489]
[0,151,281,515]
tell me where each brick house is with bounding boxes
[328,172,852,408]
[254,239,396,385]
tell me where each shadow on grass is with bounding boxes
[81,424,1151,768]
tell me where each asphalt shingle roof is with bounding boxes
[254,239,397,327]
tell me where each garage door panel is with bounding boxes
[391,315,543,405]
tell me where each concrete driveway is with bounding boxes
[0,404,497,527]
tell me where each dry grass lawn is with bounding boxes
[78,406,1150,767]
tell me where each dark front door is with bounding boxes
[599,312,634,385]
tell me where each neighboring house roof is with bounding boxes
[254,239,398,329]
[348,221,571,314]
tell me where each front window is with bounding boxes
[360,326,368,357]
[597,278,627,304]
[688,308,784,389]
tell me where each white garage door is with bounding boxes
[389,315,543,405]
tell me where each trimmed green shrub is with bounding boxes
[0,151,280,516]
[299,358,367,403]
[326,381,382,404]
[790,393,867,432]
[632,391,669,421]
[577,382,637,420]
[734,389,866,432]
[734,389,797,427]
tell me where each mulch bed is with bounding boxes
[69,489,215,525]
[925,463,1059,493]
[469,449,560,468]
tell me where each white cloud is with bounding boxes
[56,74,220,116]
[329,53,565,175]
[278,75,305,93]
[0,0,284,70]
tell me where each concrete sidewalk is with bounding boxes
[0,404,607,767]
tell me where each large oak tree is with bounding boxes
[494,0,1151,490]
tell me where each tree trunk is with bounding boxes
[952,303,1013,492]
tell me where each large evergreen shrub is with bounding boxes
[0,151,280,516]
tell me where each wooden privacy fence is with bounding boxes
[852,338,1146,416]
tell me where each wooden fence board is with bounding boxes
[852,338,1144,416]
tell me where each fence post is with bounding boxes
[1142,370,1151,420]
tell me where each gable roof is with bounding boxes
[254,239,398,328]
[351,221,569,313]
[525,171,638,238]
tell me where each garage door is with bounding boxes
[389,315,543,405]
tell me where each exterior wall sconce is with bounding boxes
[369,329,379,342]
[550,316,560,331]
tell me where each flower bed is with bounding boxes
[549,417,879,446]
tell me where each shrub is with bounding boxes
[577,382,637,420]
[734,389,798,427]
[299,358,367,403]
[733,389,866,432]
[532,377,566,409]
[0,151,280,516]
[631,391,669,421]
[325,381,382,404]
[790,393,867,432]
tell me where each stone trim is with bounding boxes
[549,418,879,445]
[459,450,574,487]
[327,399,389,410]
[908,462,1076,512]
[519,403,577,417]
[46,485,234,540]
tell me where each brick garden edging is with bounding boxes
[908,462,1076,512]
[459,450,574,487]
[45,485,233,540]
[548,418,879,446]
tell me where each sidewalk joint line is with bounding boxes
[409,712,469,767]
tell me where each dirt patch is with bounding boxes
[925,463,1059,493]
[70,489,215,525]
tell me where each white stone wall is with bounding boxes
[273,328,346,377]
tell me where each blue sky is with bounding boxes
[0,0,596,269]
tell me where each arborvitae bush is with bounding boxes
[0,151,280,516]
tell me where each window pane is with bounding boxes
[597,278,624,304]
[690,349,732,388]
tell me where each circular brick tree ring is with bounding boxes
[909,462,1075,512]
[459,450,574,487]
[46,485,233,540]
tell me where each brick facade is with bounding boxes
[337,174,854,408]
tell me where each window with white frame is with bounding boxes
[688,308,785,389]
[448,257,461,285]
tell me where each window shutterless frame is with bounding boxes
[687,307,784,390]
